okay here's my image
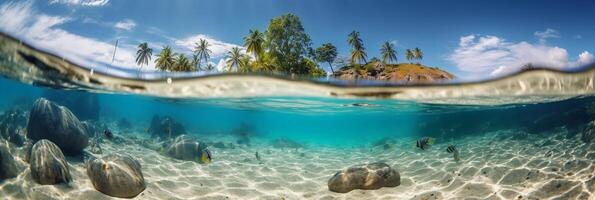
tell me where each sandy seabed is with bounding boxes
[0,129,594,200]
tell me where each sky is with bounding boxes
[0,0,594,80]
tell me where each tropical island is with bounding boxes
[134,13,453,82]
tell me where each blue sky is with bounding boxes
[0,0,594,79]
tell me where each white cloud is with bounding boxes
[49,0,109,7]
[174,34,243,59]
[448,34,594,78]
[114,19,136,31]
[575,51,594,66]
[534,28,560,43]
[0,1,153,71]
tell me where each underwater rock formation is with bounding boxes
[271,138,304,149]
[0,142,22,179]
[27,98,89,155]
[0,108,28,146]
[86,154,146,198]
[148,115,187,139]
[164,135,209,163]
[29,139,71,185]
[43,90,100,121]
[328,162,400,193]
[582,121,595,143]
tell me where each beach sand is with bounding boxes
[0,129,593,200]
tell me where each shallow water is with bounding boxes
[0,33,594,199]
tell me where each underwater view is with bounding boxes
[1,0,595,199]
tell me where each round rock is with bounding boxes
[328,162,400,193]
[30,139,71,185]
[27,98,89,155]
[86,154,146,198]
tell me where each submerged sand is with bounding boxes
[0,129,593,200]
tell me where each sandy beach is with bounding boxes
[0,128,593,200]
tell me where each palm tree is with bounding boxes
[380,42,397,64]
[348,31,367,65]
[193,39,212,70]
[155,46,175,71]
[191,54,200,70]
[136,42,152,70]
[239,55,252,73]
[174,54,194,72]
[226,47,243,72]
[244,29,264,62]
[405,49,415,64]
[413,47,423,64]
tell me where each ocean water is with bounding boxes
[1,33,594,199]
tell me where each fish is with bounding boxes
[103,129,113,140]
[255,151,261,161]
[446,145,460,161]
[201,148,212,164]
[416,137,434,150]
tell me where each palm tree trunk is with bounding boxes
[327,62,334,74]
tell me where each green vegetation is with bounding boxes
[314,43,338,73]
[193,39,212,71]
[137,13,442,79]
[155,46,175,71]
[380,42,397,64]
[348,31,367,65]
[135,42,152,70]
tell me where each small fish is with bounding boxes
[103,129,113,140]
[201,148,212,164]
[255,151,261,161]
[446,145,460,161]
[416,137,434,150]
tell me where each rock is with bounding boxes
[0,108,28,146]
[27,98,89,155]
[87,154,146,198]
[332,62,453,82]
[271,138,303,149]
[164,135,209,163]
[0,142,22,179]
[582,121,595,143]
[327,162,400,193]
[148,115,186,139]
[29,139,71,185]
[43,90,100,121]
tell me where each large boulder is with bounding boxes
[328,162,400,193]
[27,98,89,155]
[0,142,22,179]
[86,154,146,198]
[29,139,71,185]
[148,115,186,139]
[164,135,208,163]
